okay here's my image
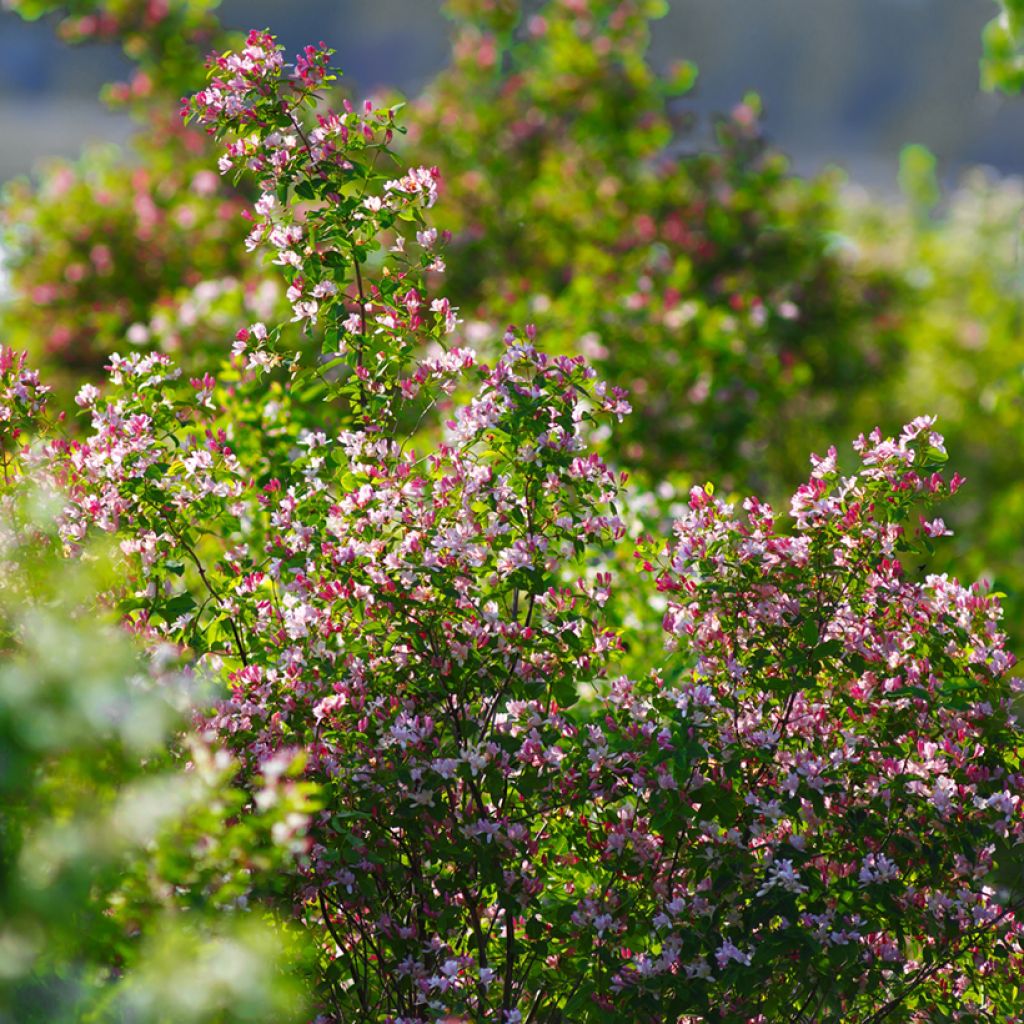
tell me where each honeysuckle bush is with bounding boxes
[409,0,904,489]
[4,30,1023,1023]
[838,163,1024,657]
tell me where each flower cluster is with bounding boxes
[184,35,458,427]
[0,344,50,484]
[0,345,49,427]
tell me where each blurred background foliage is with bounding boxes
[409,0,906,492]
[5,0,1024,1013]
[983,0,1024,92]
[3,0,1024,185]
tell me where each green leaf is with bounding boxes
[157,592,197,622]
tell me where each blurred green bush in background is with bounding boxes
[0,497,319,1023]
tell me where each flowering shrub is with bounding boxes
[411,0,903,485]
[4,29,1020,1023]
[633,422,1024,1020]
[0,0,260,385]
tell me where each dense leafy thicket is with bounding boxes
[1,3,1024,1023]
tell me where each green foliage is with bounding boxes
[898,143,940,216]
[982,0,1024,93]
[841,164,1024,651]
[0,491,317,1023]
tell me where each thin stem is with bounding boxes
[352,256,369,414]
[318,888,370,1016]
[502,902,516,1016]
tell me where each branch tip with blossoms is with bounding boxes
[184,32,459,432]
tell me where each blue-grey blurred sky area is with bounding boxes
[0,0,1022,190]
